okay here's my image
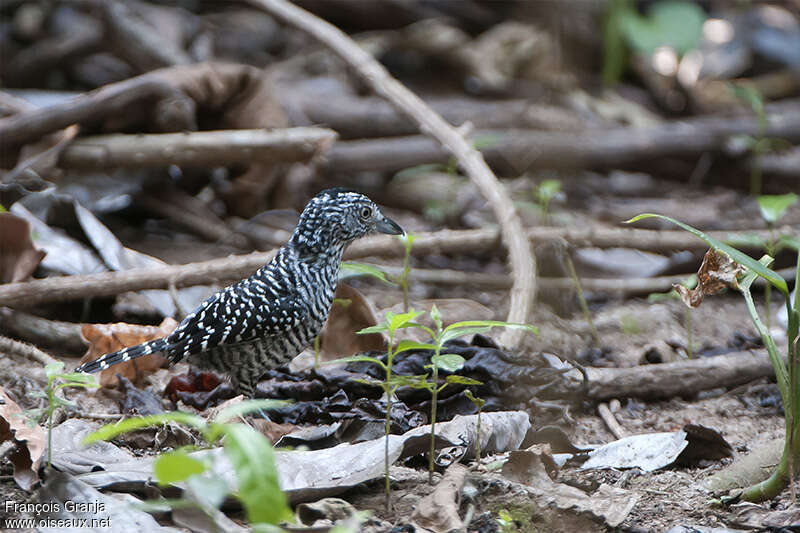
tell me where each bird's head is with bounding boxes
[291,188,403,252]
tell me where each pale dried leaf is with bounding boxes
[675,248,745,308]
[0,213,46,283]
[0,386,46,490]
[79,317,178,387]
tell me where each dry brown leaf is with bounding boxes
[318,284,384,361]
[0,213,46,283]
[79,317,178,387]
[411,463,468,533]
[0,386,46,490]
[674,248,745,308]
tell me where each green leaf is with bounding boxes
[357,324,389,335]
[387,310,425,332]
[339,262,394,285]
[430,304,442,331]
[445,375,482,386]
[535,179,562,203]
[737,256,791,414]
[431,353,465,372]
[464,389,486,408]
[214,399,289,424]
[395,340,436,354]
[626,213,789,295]
[83,412,207,444]
[389,374,433,389]
[329,355,386,370]
[441,321,538,345]
[45,362,66,378]
[758,193,798,225]
[221,423,292,525]
[724,233,768,249]
[154,451,206,486]
[619,0,705,56]
[186,474,230,510]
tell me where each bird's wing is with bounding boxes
[165,283,304,363]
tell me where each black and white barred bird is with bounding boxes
[76,188,403,397]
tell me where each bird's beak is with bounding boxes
[375,214,404,235]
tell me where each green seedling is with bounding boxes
[334,309,425,510]
[84,399,292,527]
[628,213,799,502]
[379,307,537,483]
[603,0,705,85]
[26,362,99,467]
[533,179,563,225]
[648,275,698,358]
[464,389,486,463]
[730,85,792,195]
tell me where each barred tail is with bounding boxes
[76,338,169,374]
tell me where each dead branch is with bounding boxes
[0,334,58,366]
[577,349,775,401]
[0,225,796,308]
[0,77,193,148]
[295,93,585,138]
[597,403,627,439]
[136,188,251,248]
[58,127,337,169]
[0,307,85,353]
[326,101,800,174]
[251,0,537,347]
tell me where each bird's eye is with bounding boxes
[359,206,373,220]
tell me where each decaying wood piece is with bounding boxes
[0,334,58,366]
[577,349,775,401]
[0,77,193,148]
[0,225,796,308]
[326,101,800,173]
[0,308,85,353]
[296,93,586,138]
[251,0,536,348]
[58,127,337,169]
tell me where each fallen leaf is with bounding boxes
[0,386,46,490]
[500,448,638,528]
[674,248,744,308]
[0,213,46,283]
[79,317,178,387]
[412,463,468,533]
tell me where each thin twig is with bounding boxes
[0,335,58,366]
[58,127,337,169]
[0,236,795,309]
[250,0,537,348]
[597,402,627,440]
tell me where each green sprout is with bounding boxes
[84,400,292,527]
[27,362,99,467]
[628,213,798,502]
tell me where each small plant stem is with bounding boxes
[475,407,482,463]
[428,365,439,485]
[565,252,599,345]
[685,307,693,359]
[384,331,395,512]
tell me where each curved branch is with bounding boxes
[249,0,536,347]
